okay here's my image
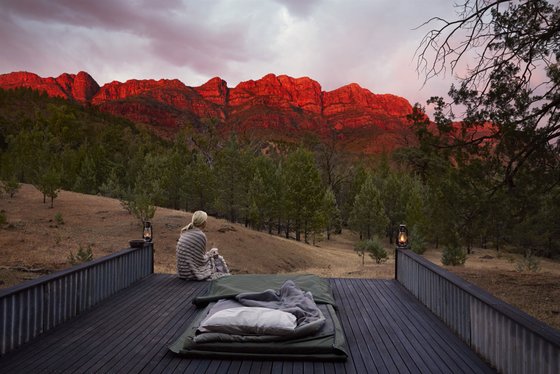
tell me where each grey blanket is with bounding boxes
[194,280,326,343]
[235,280,322,327]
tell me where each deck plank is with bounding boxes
[0,274,493,373]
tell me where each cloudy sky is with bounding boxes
[1,0,463,107]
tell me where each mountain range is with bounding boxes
[0,71,415,153]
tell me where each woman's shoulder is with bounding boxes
[180,228,207,238]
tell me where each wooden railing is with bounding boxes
[396,248,560,374]
[0,242,153,355]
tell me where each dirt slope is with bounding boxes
[1,184,559,330]
[0,184,392,288]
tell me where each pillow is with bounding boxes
[198,307,297,336]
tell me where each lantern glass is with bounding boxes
[397,224,409,248]
[143,221,153,242]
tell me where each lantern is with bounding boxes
[396,224,409,249]
[143,221,153,242]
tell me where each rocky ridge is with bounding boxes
[0,71,415,152]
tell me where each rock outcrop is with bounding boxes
[0,71,415,152]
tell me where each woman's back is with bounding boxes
[176,228,213,280]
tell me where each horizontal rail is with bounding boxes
[396,248,560,374]
[0,242,153,355]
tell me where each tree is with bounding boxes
[377,172,408,244]
[248,169,268,230]
[416,0,560,190]
[355,237,388,265]
[1,176,20,198]
[214,138,254,223]
[349,174,389,240]
[247,155,282,233]
[126,191,157,224]
[322,187,341,240]
[283,148,324,242]
[158,137,191,209]
[73,150,101,194]
[35,166,62,208]
[339,163,368,226]
[188,151,216,212]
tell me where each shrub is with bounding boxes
[68,245,94,265]
[54,212,64,225]
[441,245,466,266]
[409,225,427,254]
[515,250,541,273]
[2,177,20,198]
[0,210,6,225]
[356,237,388,264]
[121,193,156,224]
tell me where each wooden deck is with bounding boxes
[0,274,494,373]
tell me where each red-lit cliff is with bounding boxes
[0,71,415,153]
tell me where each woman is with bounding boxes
[176,210,230,281]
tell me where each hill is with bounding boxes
[1,184,559,330]
[0,71,414,153]
[0,184,393,288]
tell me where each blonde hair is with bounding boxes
[181,210,208,233]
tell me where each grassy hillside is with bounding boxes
[0,184,393,287]
[1,184,559,330]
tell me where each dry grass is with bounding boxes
[423,247,560,331]
[1,184,559,331]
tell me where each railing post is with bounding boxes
[150,242,154,274]
[394,247,399,280]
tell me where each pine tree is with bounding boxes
[349,174,389,239]
[322,187,341,240]
[284,148,324,242]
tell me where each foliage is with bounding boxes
[441,245,467,266]
[35,166,62,208]
[121,192,157,224]
[409,225,428,254]
[322,187,341,240]
[515,250,541,273]
[349,174,389,240]
[354,239,366,265]
[2,86,560,259]
[213,138,254,222]
[411,0,560,258]
[0,210,6,225]
[283,148,324,242]
[1,176,20,198]
[67,244,94,265]
[54,212,64,225]
[355,237,388,264]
